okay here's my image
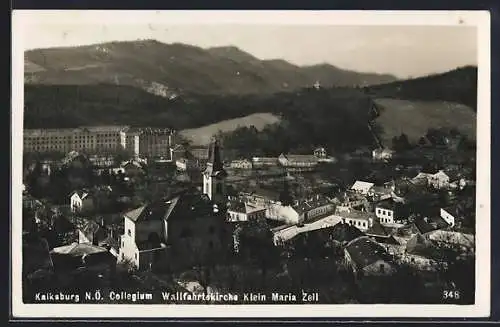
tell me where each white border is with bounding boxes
[11,10,491,319]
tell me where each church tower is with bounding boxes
[203,137,227,204]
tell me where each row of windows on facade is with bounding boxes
[346,219,368,228]
[25,137,119,144]
[380,217,393,224]
[376,208,393,216]
[25,144,120,151]
[228,211,265,220]
[25,134,120,141]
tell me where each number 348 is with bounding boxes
[443,290,460,300]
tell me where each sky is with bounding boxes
[18,12,478,79]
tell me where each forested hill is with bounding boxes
[363,66,478,110]
[25,40,397,96]
[24,84,378,153]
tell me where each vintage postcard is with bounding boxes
[11,10,491,319]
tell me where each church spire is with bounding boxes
[207,137,224,173]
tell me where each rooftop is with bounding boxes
[50,243,108,256]
[292,195,333,215]
[279,153,320,163]
[351,181,374,193]
[414,215,450,234]
[345,236,393,269]
[365,221,391,238]
[338,209,374,222]
[124,190,218,223]
[228,200,265,214]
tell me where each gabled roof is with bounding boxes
[292,195,333,215]
[81,220,105,237]
[227,200,265,214]
[329,222,365,243]
[351,181,374,193]
[428,230,475,248]
[414,215,450,234]
[406,233,441,259]
[432,170,450,179]
[375,199,397,210]
[71,190,92,200]
[365,221,390,238]
[124,191,217,223]
[50,243,108,256]
[345,236,393,270]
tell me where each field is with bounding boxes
[374,98,476,147]
[179,113,281,146]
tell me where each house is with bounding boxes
[344,236,396,279]
[368,184,394,202]
[70,190,95,213]
[400,233,442,271]
[50,242,116,272]
[251,157,279,169]
[328,222,365,245]
[88,155,116,168]
[440,206,457,227]
[229,159,252,170]
[175,158,188,171]
[410,172,432,186]
[169,144,186,162]
[350,181,374,196]
[121,160,146,177]
[291,194,336,224]
[413,215,451,235]
[428,170,450,189]
[227,200,266,223]
[426,230,475,254]
[336,208,374,232]
[278,153,319,171]
[78,220,108,246]
[336,192,369,211]
[118,190,226,271]
[372,148,394,162]
[365,221,392,242]
[313,147,327,159]
[375,199,409,225]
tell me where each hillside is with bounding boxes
[24,84,378,154]
[24,40,397,96]
[179,113,281,146]
[373,98,477,147]
[364,66,478,110]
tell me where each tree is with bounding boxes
[279,180,294,206]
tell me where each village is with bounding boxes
[22,125,476,304]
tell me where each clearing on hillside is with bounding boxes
[374,98,476,147]
[179,112,281,146]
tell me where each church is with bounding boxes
[117,138,230,271]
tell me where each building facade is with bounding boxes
[24,126,175,158]
[203,139,227,206]
[118,192,226,270]
[24,126,129,154]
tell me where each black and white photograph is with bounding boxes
[11,10,491,318]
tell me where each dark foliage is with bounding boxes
[363,66,477,110]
